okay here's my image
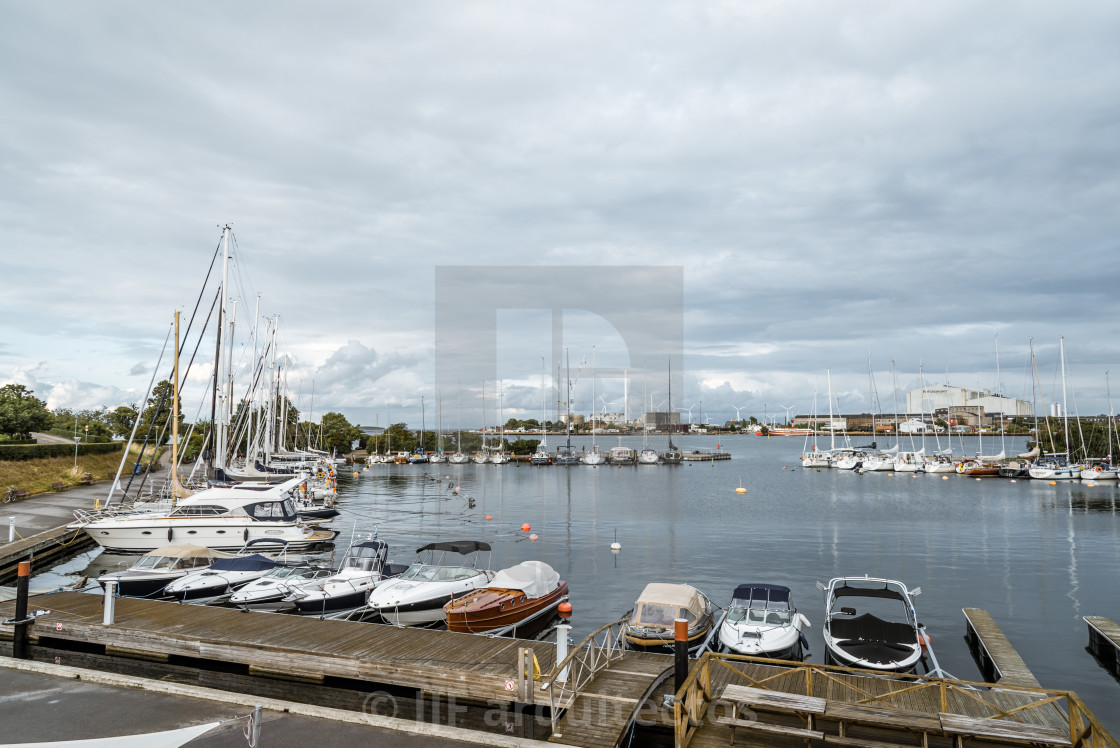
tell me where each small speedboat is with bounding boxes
[718,584,809,660]
[624,582,716,654]
[367,540,494,626]
[283,539,409,614]
[97,544,233,598]
[444,560,568,635]
[228,563,335,611]
[819,575,925,672]
[165,551,286,603]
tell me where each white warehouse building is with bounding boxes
[906,385,1031,418]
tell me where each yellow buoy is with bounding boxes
[735,476,747,494]
[941,476,949,480]
[1049,481,1057,485]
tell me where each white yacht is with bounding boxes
[719,584,809,660]
[228,563,335,611]
[366,540,494,626]
[68,476,336,553]
[97,544,232,598]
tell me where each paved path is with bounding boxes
[0,660,549,747]
[1,460,168,549]
[30,431,77,444]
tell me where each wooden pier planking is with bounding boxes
[1084,616,1120,677]
[0,591,556,705]
[963,608,1040,688]
[0,524,94,584]
[547,651,671,747]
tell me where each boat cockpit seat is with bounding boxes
[766,613,783,625]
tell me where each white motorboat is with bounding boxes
[638,448,660,464]
[609,446,637,466]
[228,563,335,611]
[283,538,409,614]
[97,544,233,598]
[163,540,291,602]
[719,584,809,660]
[69,476,336,553]
[366,540,494,626]
[1028,456,1081,480]
[818,576,925,673]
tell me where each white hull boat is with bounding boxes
[284,539,408,614]
[637,449,660,464]
[581,450,608,465]
[69,477,335,553]
[447,452,470,464]
[819,576,925,673]
[719,584,809,660]
[228,564,335,611]
[366,540,494,626]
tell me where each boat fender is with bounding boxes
[167,528,173,542]
[244,528,249,542]
[920,631,931,651]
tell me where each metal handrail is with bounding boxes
[541,614,630,736]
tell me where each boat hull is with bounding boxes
[444,582,568,635]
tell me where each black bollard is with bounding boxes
[13,561,30,659]
[674,617,689,695]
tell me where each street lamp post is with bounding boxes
[73,419,78,471]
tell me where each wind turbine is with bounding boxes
[731,405,749,423]
[779,404,798,426]
[676,404,696,425]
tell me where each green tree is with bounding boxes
[107,405,138,438]
[136,380,184,446]
[320,412,360,454]
[0,384,51,437]
[509,438,539,455]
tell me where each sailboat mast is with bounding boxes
[1060,336,1071,458]
[591,346,597,453]
[565,349,572,448]
[171,311,181,492]
[827,369,835,451]
[1108,371,1116,465]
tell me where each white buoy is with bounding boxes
[610,528,621,551]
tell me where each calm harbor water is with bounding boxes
[47,433,1120,731]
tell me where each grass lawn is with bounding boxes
[1,445,163,497]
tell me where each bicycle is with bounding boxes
[3,486,15,503]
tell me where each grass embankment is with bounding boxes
[1,445,163,496]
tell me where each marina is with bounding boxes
[3,434,1119,743]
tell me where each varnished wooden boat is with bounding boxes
[444,560,567,635]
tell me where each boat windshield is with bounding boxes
[133,555,175,570]
[727,607,792,625]
[399,564,478,582]
[632,603,697,627]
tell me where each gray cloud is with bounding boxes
[1,1,1118,427]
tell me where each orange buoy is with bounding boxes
[1049,481,1057,485]
[353,471,359,477]
[529,533,538,541]
[521,522,531,532]
[485,514,493,521]
[941,476,949,480]
[558,602,572,619]
[888,473,894,476]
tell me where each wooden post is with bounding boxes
[674,618,689,695]
[13,561,30,659]
[518,647,534,703]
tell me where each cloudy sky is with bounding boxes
[2,1,1118,428]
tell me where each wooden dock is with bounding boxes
[546,650,671,747]
[0,525,94,585]
[1085,616,1120,678]
[0,590,557,707]
[963,607,1041,687]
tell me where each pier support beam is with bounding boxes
[12,561,30,659]
[674,618,688,695]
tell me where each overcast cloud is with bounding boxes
[1,1,1118,427]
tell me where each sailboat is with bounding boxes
[582,346,608,465]
[959,339,1007,476]
[555,351,581,466]
[1080,372,1118,481]
[429,395,447,464]
[860,358,898,472]
[473,383,490,464]
[637,368,659,464]
[1029,337,1081,480]
[448,383,470,464]
[409,397,429,463]
[490,382,510,464]
[530,359,552,466]
[802,372,833,468]
[661,360,682,464]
